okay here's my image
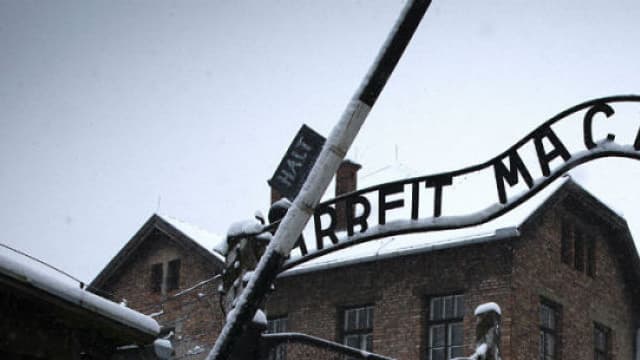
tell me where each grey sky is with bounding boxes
[1,0,639,283]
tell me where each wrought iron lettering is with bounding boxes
[313,204,338,250]
[284,95,640,270]
[346,195,371,236]
[533,126,571,177]
[493,150,534,204]
[378,183,405,225]
[410,181,420,220]
[583,103,616,150]
[425,175,452,217]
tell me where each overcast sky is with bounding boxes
[1,0,640,283]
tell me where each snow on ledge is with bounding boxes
[153,338,174,359]
[474,302,502,316]
[253,309,267,327]
[0,251,160,335]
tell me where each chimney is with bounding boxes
[335,159,362,231]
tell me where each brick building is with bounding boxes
[91,163,640,360]
[91,215,226,358]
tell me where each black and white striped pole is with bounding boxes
[206,1,431,359]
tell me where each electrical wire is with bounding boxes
[0,241,87,288]
[0,242,122,298]
[172,274,221,298]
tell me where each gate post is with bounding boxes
[470,302,502,360]
[454,303,502,360]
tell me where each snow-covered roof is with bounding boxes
[0,246,160,336]
[281,172,573,276]
[91,213,226,290]
[157,214,225,262]
[283,227,519,277]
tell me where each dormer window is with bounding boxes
[167,259,181,291]
[594,323,611,360]
[586,237,596,277]
[561,221,572,265]
[150,263,163,293]
[150,259,181,294]
[561,220,595,277]
[574,229,585,272]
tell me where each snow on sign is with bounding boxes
[268,124,326,200]
[283,95,640,268]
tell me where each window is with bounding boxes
[574,229,596,276]
[561,220,596,277]
[149,259,181,294]
[267,316,288,360]
[342,305,373,353]
[594,323,610,360]
[427,294,465,360]
[167,259,181,291]
[540,301,561,360]
[586,236,596,277]
[561,221,572,265]
[574,229,585,272]
[150,263,163,293]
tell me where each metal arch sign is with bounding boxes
[283,95,640,269]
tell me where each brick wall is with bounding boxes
[266,197,638,360]
[99,189,639,360]
[267,240,514,360]
[101,229,224,359]
[510,198,638,360]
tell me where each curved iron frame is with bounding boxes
[283,95,640,270]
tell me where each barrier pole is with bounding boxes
[206,1,432,358]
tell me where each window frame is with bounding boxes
[149,258,182,294]
[593,323,610,360]
[560,220,573,266]
[574,228,585,272]
[585,235,596,278]
[561,219,596,278]
[166,258,181,291]
[539,299,562,360]
[150,262,163,293]
[426,294,465,360]
[267,316,288,360]
[340,304,374,354]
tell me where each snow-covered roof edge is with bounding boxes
[0,251,160,335]
[156,213,225,263]
[280,227,519,278]
[281,175,635,278]
[91,214,224,291]
[519,177,628,232]
[279,177,576,277]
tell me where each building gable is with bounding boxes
[91,215,227,357]
[269,179,640,360]
[90,214,224,299]
[519,179,640,299]
[511,180,640,359]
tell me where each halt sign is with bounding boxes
[268,124,326,200]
